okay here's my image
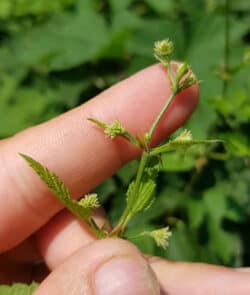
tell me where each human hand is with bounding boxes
[1,64,249,294]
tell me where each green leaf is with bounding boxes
[0,282,38,295]
[93,178,116,203]
[116,160,138,185]
[221,132,250,157]
[145,0,175,14]
[126,158,159,218]
[125,224,156,254]
[0,0,75,18]
[165,223,204,262]
[203,186,243,264]
[9,7,110,71]
[161,151,196,172]
[187,199,206,229]
[126,179,156,217]
[20,154,90,220]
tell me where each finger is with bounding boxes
[34,238,160,295]
[0,63,198,252]
[36,208,110,269]
[149,257,250,294]
[3,201,109,266]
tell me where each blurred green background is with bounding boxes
[0,0,250,267]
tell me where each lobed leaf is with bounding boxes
[125,157,159,219]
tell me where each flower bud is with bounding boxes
[154,39,173,64]
[104,120,126,139]
[148,227,172,250]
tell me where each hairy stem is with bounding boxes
[147,92,175,145]
[88,217,106,238]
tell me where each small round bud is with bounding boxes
[154,39,174,64]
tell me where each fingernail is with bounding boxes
[94,256,160,295]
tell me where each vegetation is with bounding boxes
[1,0,250,277]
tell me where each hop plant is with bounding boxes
[21,40,220,249]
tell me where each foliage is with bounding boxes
[21,40,203,247]
[0,0,250,276]
[0,282,38,294]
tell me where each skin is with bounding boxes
[1,64,250,294]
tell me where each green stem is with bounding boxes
[147,92,175,145]
[88,217,106,238]
[111,152,149,235]
[223,0,231,95]
[167,63,176,91]
[112,79,177,236]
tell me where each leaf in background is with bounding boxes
[0,0,76,19]
[187,199,206,229]
[126,18,185,74]
[0,282,38,295]
[0,1,11,18]
[8,7,111,71]
[203,186,242,264]
[165,222,216,263]
[184,11,248,137]
[99,0,140,59]
[125,224,156,255]
[128,19,184,58]
[144,0,175,15]
[116,160,138,185]
[0,87,47,137]
[231,0,250,11]
[211,88,250,127]
[161,151,196,172]
[93,178,116,203]
[220,132,250,157]
[0,75,87,138]
[185,100,217,138]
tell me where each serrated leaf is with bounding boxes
[0,282,38,295]
[20,154,90,220]
[125,158,159,218]
[126,179,156,217]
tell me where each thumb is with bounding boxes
[34,238,160,295]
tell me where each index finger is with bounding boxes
[0,64,198,252]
